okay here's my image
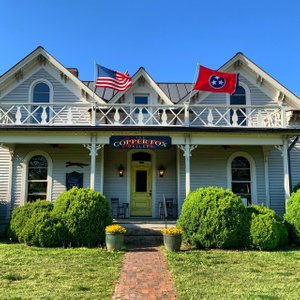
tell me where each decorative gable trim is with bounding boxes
[109,67,173,105]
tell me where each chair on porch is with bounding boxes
[159,197,176,219]
[110,198,129,219]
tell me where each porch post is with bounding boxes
[7,145,15,220]
[84,136,104,190]
[100,146,104,193]
[282,138,290,206]
[263,146,271,208]
[178,141,197,197]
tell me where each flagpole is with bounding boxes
[187,62,200,104]
[93,60,97,94]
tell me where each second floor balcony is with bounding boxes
[0,102,291,129]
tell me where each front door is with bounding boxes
[130,163,152,216]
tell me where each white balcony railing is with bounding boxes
[0,102,287,128]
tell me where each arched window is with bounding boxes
[231,156,252,205]
[32,82,50,123]
[27,155,48,202]
[230,85,246,126]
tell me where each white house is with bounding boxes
[0,46,299,225]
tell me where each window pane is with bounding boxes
[232,157,250,168]
[135,96,148,105]
[28,168,47,180]
[28,182,48,194]
[33,83,50,103]
[29,155,48,168]
[232,169,251,181]
[232,182,251,195]
[132,152,151,161]
[28,195,47,202]
[34,83,50,93]
[136,170,147,192]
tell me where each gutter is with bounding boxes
[288,135,299,193]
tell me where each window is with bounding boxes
[231,156,252,205]
[132,152,151,161]
[135,96,148,114]
[230,86,246,125]
[32,82,50,123]
[27,155,48,202]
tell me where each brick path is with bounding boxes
[112,246,177,300]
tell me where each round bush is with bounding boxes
[247,205,288,250]
[7,200,53,243]
[177,186,249,249]
[52,187,112,247]
[284,190,300,245]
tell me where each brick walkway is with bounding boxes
[112,246,177,300]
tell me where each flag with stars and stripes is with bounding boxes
[193,65,239,95]
[95,64,132,92]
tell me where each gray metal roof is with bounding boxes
[82,81,192,103]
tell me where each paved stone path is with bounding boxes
[112,246,177,300]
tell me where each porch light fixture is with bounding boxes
[118,164,125,177]
[158,165,166,177]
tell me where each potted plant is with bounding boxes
[105,224,126,251]
[161,227,183,251]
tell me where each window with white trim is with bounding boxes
[32,82,50,123]
[27,155,48,202]
[134,96,148,114]
[231,156,252,205]
[230,85,246,126]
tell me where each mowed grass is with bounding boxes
[166,248,300,299]
[0,241,124,299]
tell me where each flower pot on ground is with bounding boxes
[161,227,183,252]
[105,225,126,251]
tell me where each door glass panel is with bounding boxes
[136,170,147,192]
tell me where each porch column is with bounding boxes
[282,138,290,205]
[84,136,104,190]
[263,146,271,208]
[178,143,198,197]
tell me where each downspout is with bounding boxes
[288,135,299,193]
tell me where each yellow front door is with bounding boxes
[130,163,152,216]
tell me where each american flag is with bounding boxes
[95,64,132,92]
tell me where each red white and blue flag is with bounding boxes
[193,66,239,95]
[95,65,132,92]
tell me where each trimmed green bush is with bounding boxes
[284,190,300,245]
[247,205,288,250]
[7,200,53,243]
[177,186,249,249]
[52,187,112,247]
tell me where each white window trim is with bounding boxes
[22,151,53,203]
[227,151,257,204]
[29,79,54,103]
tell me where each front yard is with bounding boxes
[165,248,300,299]
[0,241,123,299]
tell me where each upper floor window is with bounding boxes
[33,82,50,103]
[230,85,246,126]
[135,96,148,114]
[27,155,49,202]
[32,82,50,123]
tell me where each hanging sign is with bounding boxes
[110,136,172,149]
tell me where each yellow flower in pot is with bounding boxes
[105,224,126,251]
[161,227,183,251]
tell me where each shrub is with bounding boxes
[247,205,288,250]
[177,186,249,249]
[7,200,53,242]
[52,187,112,247]
[292,182,300,194]
[284,190,300,245]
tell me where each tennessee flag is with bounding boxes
[193,66,239,95]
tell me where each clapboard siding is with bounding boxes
[290,143,300,189]
[199,74,277,106]
[11,144,98,208]
[178,146,266,211]
[2,68,80,103]
[268,148,285,215]
[0,147,10,219]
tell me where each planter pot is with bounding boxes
[163,234,182,251]
[105,233,125,251]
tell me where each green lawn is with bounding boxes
[166,248,300,299]
[0,241,123,299]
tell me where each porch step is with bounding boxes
[113,218,177,246]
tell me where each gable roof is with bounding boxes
[180,52,300,107]
[0,46,105,104]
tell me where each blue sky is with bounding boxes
[1,0,299,94]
